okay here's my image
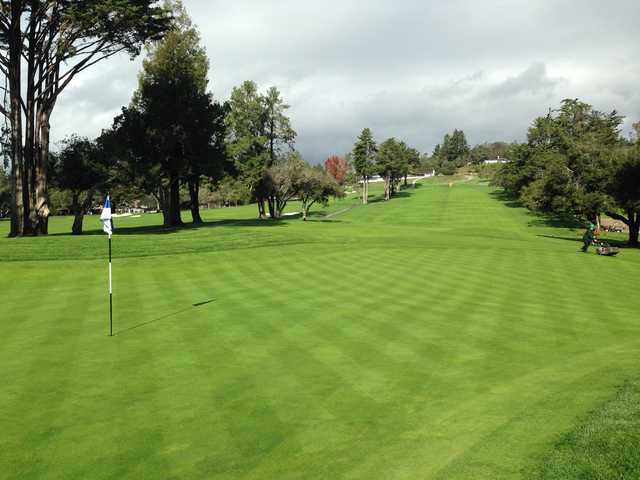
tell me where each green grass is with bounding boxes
[530,380,640,480]
[1,178,639,479]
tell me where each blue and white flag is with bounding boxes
[100,196,114,237]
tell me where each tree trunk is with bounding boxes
[33,111,51,234]
[167,174,183,226]
[267,195,276,218]
[8,1,24,237]
[384,176,391,200]
[72,212,84,235]
[188,177,202,224]
[257,198,266,218]
[628,210,639,246]
[362,176,368,204]
[71,189,95,235]
[158,186,170,226]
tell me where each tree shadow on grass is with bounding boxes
[489,190,584,230]
[49,217,290,237]
[115,299,215,335]
[489,190,524,209]
[538,234,632,249]
[367,190,414,204]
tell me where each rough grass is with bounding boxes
[1,178,639,479]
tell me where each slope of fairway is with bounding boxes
[1,181,639,479]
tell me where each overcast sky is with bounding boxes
[52,0,640,163]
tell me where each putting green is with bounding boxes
[1,180,639,479]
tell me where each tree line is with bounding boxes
[0,1,342,236]
[493,99,640,245]
[350,128,421,203]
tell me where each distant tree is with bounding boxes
[298,166,343,220]
[266,152,305,218]
[398,142,420,185]
[432,144,441,158]
[470,142,510,164]
[263,86,296,217]
[352,128,377,204]
[0,1,171,236]
[225,80,269,217]
[53,136,109,235]
[225,81,296,218]
[376,138,405,200]
[448,129,470,162]
[432,129,469,174]
[324,155,347,184]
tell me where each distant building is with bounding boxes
[483,156,510,165]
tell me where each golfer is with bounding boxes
[581,223,596,252]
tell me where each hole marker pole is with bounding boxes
[109,232,113,337]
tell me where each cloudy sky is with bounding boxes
[52,0,640,163]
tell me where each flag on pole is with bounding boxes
[100,195,114,237]
[101,195,114,336]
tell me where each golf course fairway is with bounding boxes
[1,179,639,479]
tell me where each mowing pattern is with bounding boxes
[1,181,639,479]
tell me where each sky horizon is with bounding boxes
[51,0,640,163]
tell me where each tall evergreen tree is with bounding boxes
[225,81,295,218]
[110,0,224,226]
[352,128,377,204]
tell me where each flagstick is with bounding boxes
[109,232,113,337]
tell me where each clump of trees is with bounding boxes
[107,1,226,227]
[51,135,109,235]
[0,1,347,236]
[0,0,171,236]
[225,81,296,219]
[298,165,343,220]
[430,129,470,175]
[351,129,422,202]
[494,99,640,245]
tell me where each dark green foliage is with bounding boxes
[376,137,407,200]
[51,135,110,234]
[432,128,470,174]
[352,127,377,179]
[225,80,296,218]
[470,141,510,164]
[109,1,225,226]
[0,0,172,236]
[297,165,343,220]
[607,145,640,244]
[493,98,639,244]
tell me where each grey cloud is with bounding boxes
[487,63,564,98]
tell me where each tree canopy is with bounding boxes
[0,0,171,236]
